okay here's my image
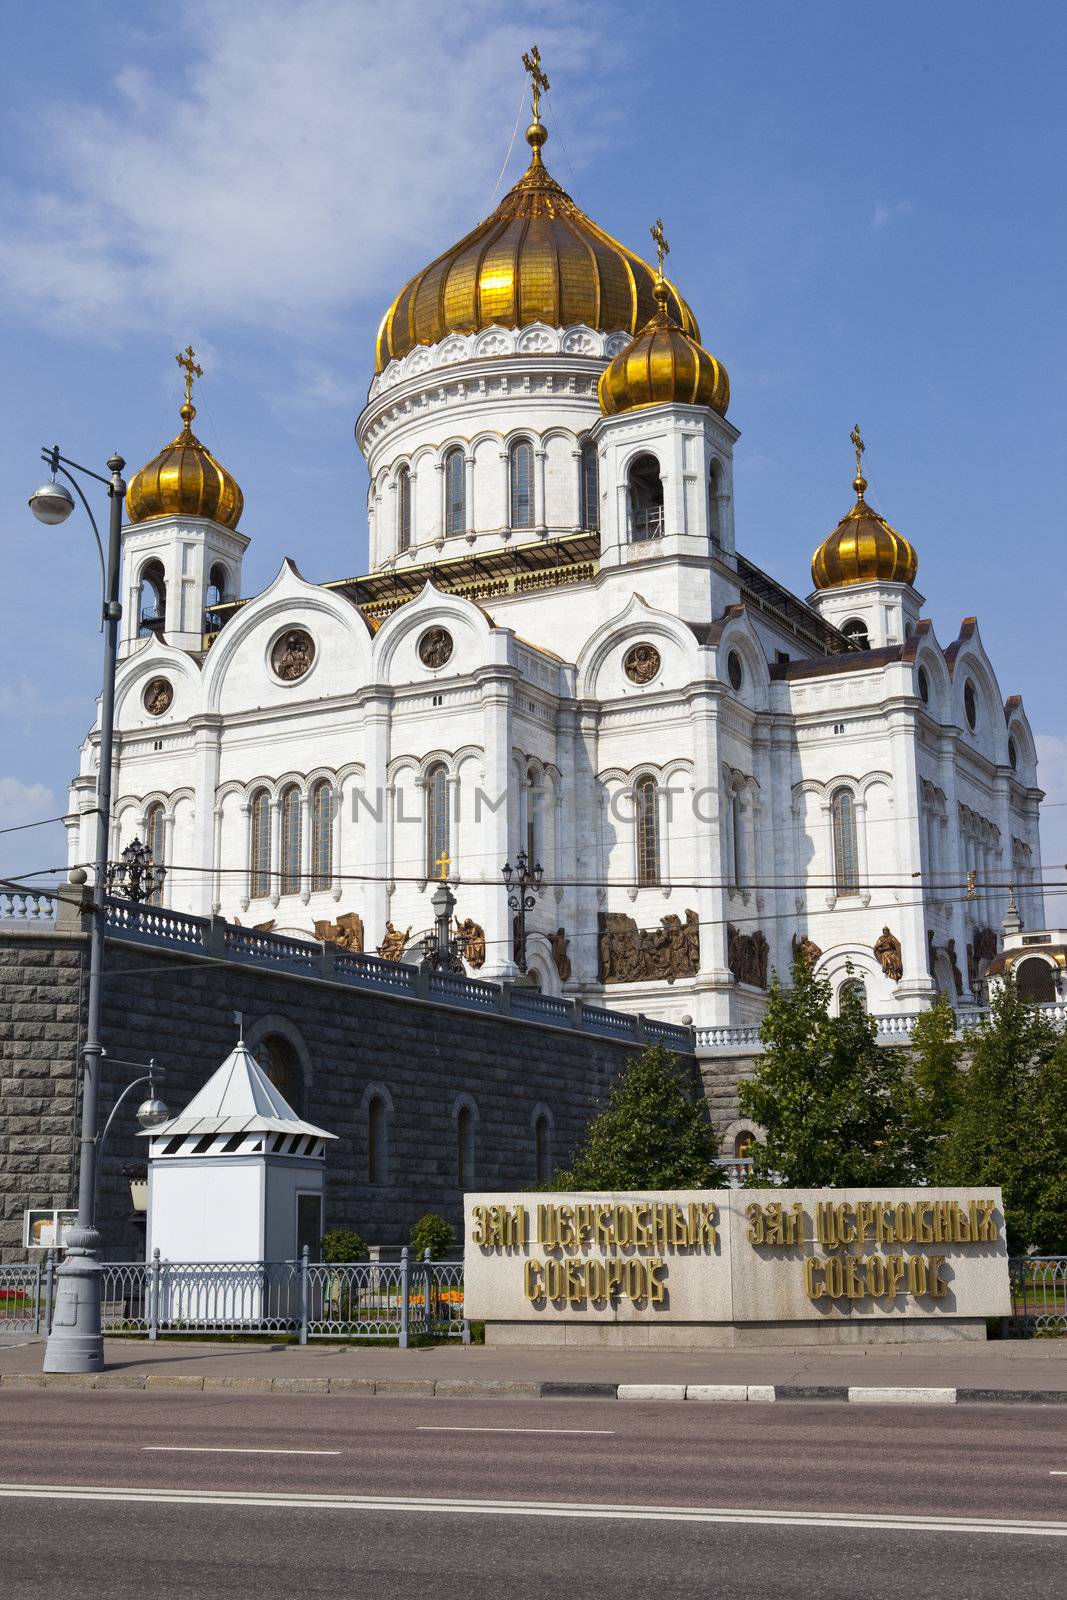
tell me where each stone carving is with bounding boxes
[314,912,364,952]
[967,926,999,989]
[418,626,453,669]
[597,909,699,984]
[791,933,822,971]
[271,629,315,681]
[551,927,572,983]
[455,917,486,970]
[728,924,770,989]
[946,937,964,996]
[873,925,904,982]
[143,677,173,717]
[377,922,411,961]
[623,642,661,685]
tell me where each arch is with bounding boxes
[244,1015,314,1105]
[310,779,332,893]
[1015,956,1056,1003]
[397,464,412,551]
[144,801,166,903]
[841,617,871,651]
[831,787,859,894]
[249,788,271,900]
[425,762,449,879]
[360,1082,394,1185]
[838,975,867,1013]
[280,783,302,896]
[138,558,166,637]
[531,1104,554,1184]
[452,1094,479,1189]
[254,1033,304,1114]
[708,459,722,545]
[444,446,465,535]
[729,786,744,890]
[508,438,534,529]
[627,453,664,541]
[635,773,661,887]
[580,439,599,530]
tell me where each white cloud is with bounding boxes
[0,1,610,341]
[0,776,56,828]
[869,200,913,232]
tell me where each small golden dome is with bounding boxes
[597,277,729,417]
[126,348,243,530]
[375,119,699,373]
[811,426,917,590]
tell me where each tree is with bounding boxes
[548,1045,724,1190]
[905,991,967,1172]
[935,980,1067,1253]
[739,955,918,1186]
[409,1213,457,1258]
[320,1228,367,1263]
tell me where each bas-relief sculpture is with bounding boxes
[551,927,572,983]
[314,912,365,952]
[598,909,699,984]
[967,926,998,989]
[455,917,486,969]
[727,924,769,989]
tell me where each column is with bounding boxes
[299,792,312,905]
[211,803,223,915]
[331,782,343,903]
[238,801,251,912]
[480,670,517,977]
[534,445,547,534]
[687,689,732,1005]
[269,797,282,909]
[191,716,221,918]
[162,813,175,909]
[889,713,936,1002]
[362,691,392,945]
[464,453,476,538]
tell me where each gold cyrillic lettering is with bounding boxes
[817,1202,839,1249]
[587,1260,607,1301]
[624,1259,646,1301]
[885,1255,905,1298]
[845,1255,865,1300]
[544,1257,564,1300]
[933,1201,952,1244]
[594,1205,613,1249]
[565,1259,585,1304]
[855,1201,875,1244]
[915,1203,933,1245]
[824,1255,845,1298]
[804,1257,825,1299]
[633,1204,652,1249]
[906,1255,928,1296]
[865,1255,887,1298]
[746,1203,764,1246]
[928,1255,948,1299]
[977,1198,998,1242]
[648,1259,667,1305]
[471,1205,488,1247]
[523,1259,543,1300]
[895,1202,915,1242]
[614,1205,634,1249]
[836,1203,856,1245]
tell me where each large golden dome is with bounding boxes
[598,279,729,417]
[126,348,243,530]
[812,428,916,590]
[375,119,698,373]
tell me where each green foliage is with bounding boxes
[409,1213,457,1259]
[739,955,918,1187]
[905,991,967,1171]
[549,1045,724,1191]
[934,980,1067,1253]
[320,1227,368,1263]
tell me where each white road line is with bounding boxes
[415,1427,616,1436]
[0,1484,1063,1538]
[143,1447,342,1457]
[1050,1472,1067,1476]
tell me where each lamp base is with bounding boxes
[41,1226,104,1373]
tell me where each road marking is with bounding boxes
[143,1447,341,1457]
[0,1484,1063,1538]
[415,1426,616,1436]
[1050,1472,1067,1476]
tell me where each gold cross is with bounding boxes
[176,344,203,406]
[850,422,865,476]
[650,218,670,278]
[522,45,550,121]
[435,849,451,882]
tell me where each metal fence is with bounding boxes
[0,1258,56,1335]
[1005,1256,1067,1335]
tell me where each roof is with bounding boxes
[142,1039,335,1142]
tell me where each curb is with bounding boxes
[3,1372,1065,1406]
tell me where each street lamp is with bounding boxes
[31,442,127,1374]
[502,848,544,975]
[93,1057,169,1215]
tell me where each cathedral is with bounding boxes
[67,64,1044,1033]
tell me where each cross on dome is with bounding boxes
[650,218,670,279]
[176,344,203,410]
[521,44,550,121]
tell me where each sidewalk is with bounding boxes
[2,1334,1065,1403]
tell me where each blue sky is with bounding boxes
[2,0,1065,897]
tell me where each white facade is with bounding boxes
[69,274,1043,1036]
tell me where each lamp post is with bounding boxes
[502,848,543,975]
[30,444,126,1373]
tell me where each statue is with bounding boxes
[550,927,571,983]
[791,933,822,971]
[968,926,998,990]
[315,912,364,953]
[873,926,904,983]
[946,938,964,996]
[728,925,769,989]
[455,917,486,970]
[377,922,411,961]
[598,909,699,984]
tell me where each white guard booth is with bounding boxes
[142,1036,335,1326]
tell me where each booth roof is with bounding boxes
[140,1040,336,1142]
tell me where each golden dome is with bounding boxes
[374,118,699,373]
[126,348,244,530]
[597,278,729,417]
[811,427,917,590]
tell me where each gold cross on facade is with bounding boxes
[435,849,451,882]
[850,422,865,476]
[176,344,203,406]
[522,45,549,120]
[650,218,670,278]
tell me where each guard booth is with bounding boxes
[142,1036,335,1325]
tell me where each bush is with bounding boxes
[320,1227,368,1263]
[409,1213,457,1258]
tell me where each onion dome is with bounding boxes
[374,116,698,373]
[811,426,917,590]
[126,347,244,530]
[597,275,729,417]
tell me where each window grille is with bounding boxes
[831,789,859,894]
[580,441,599,530]
[444,449,465,535]
[311,781,332,892]
[280,786,301,896]
[250,790,271,899]
[426,765,449,878]
[397,466,412,551]
[509,440,533,528]
[636,775,660,887]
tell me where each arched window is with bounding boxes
[839,976,867,1013]
[1015,957,1056,1004]
[534,1114,552,1184]
[580,440,599,530]
[526,767,542,867]
[730,790,744,890]
[509,439,533,529]
[831,788,859,894]
[280,785,301,896]
[250,788,271,900]
[842,617,871,651]
[397,465,412,551]
[367,1095,388,1184]
[628,454,664,541]
[708,461,721,545]
[426,763,449,879]
[635,775,660,887]
[206,563,228,608]
[734,1130,755,1164]
[457,1104,475,1189]
[138,560,166,637]
[310,780,332,893]
[444,447,465,535]
[145,802,165,903]
[257,1035,303,1114]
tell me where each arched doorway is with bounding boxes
[1015,957,1056,1004]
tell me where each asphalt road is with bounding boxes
[0,1392,1064,1598]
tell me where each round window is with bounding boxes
[841,617,870,650]
[271,629,315,681]
[917,667,929,705]
[623,642,661,685]
[143,677,173,716]
[727,650,744,691]
[418,627,454,669]
[964,680,977,731]
[1008,738,1018,772]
